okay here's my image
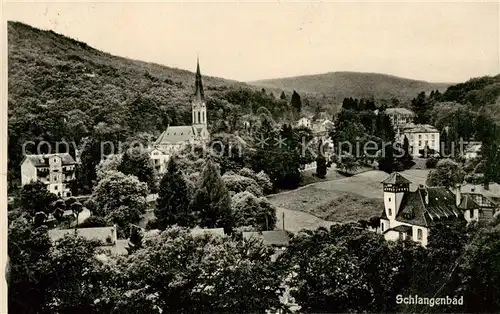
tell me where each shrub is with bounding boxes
[426,157,439,169]
[79,216,109,228]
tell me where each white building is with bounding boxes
[378,172,479,247]
[150,58,210,173]
[21,153,76,197]
[386,108,415,128]
[297,116,312,128]
[399,123,440,156]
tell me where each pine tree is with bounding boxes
[316,140,327,179]
[280,91,287,100]
[291,90,302,113]
[155,157,193,229]
[191,159,233,232]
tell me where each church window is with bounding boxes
[388,208,392,216]
[380,222,384,231]
[388,197,391,202]
[470,210,474,218]
[417,229,423,240]
[198,112,201,123]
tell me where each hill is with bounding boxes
[248,71,451,101]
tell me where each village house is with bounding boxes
[297,116,312,128]
[243,230,290,261]
[386,108,415,129]
[150,58,210,173]
[458,184,500,220]
[48,225,129,255]
[397,123,440,156]
[21,153,77,197]
[378,172,480,246]
[463,141,482,160]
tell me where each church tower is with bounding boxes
[192,57,209,140]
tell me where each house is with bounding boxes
[48,225,128,255]
[150,58,210,173]
[464,141,482,160]
[378,172,479,246]
[398,123,440,156]
[190,227,225,237]
[386,108,415,128]
[297,116,312,128]
[458,184,500,220]
[243,230,290,261]
[21,153,77,197]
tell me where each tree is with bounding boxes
[78,138,103,194]
[231,191,277,231]
[155,157,194,229]
[426,159,465,188]
[290,90,302,114]
[89,171,148,227]
[411,91,432,124]
[8,217,52,313]
[126,225,144,254]
[111,227,286,313]
[118,147,158,193]
[222,173,263,196]
[19,181,58,216]
[70,201,83,228]
[280,91,287,100]
[316,140,327,179]
[191,159,233,232]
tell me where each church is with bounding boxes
[150,59,210,173]
[378,172,480,246]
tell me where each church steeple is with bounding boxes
[194,56,204,102]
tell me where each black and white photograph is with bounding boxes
[2,1,500,313]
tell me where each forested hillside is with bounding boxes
[7,21,319,187]
[249,71,451,101]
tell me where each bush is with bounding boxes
[231,191,277,231]
[426,157,439,169]
[222,174,263,197]
[79,216,109,228]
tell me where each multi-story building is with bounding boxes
[21,153,77,197]
[150,58,210,173]
[386,108,415,129]
[398,123,440,156]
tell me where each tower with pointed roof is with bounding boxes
[382,172,411,221]
[192,57,209,140]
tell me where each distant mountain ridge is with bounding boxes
[248,71,452,101]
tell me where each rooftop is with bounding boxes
[48,225,117,245]
[154,125,197,145]
[23,153,76,167]
[242,230,290,247]
[381,172,412,185]
[386,108,415,116]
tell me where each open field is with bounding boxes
[268,169,430,230]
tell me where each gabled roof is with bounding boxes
[381,172,411,185]
[402,123,439,133]
[23,153,76,167]
[391,225,413,234]
[48,226,117,245]
[154,125,197,145]
[243,231,290,247]
[458,194,481,210]
[393,187,465,227]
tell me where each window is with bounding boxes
[417,229,423,240]
[380,222,384,231]
[54,185,58,191]
[198,112,201,123]
[470,209,474,218]
[388,208,392,216]
[388,197,391,202]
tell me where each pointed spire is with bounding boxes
[194,56,204,102]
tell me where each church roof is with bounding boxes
[381,172,411,185]
[458,194,480,210]
[154,125,197,145]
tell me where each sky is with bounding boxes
[3,1,500,83]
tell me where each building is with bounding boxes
[464,141,482,160]
[378,172,479,246]
[243,230,290,262]
[150,58,210,173]
[398,123,440,156]
[297,116,312,128]
[21,153,77,197]
[48,225,129,255]
[386,108,415,128]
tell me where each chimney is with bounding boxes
[455,184,461,207]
